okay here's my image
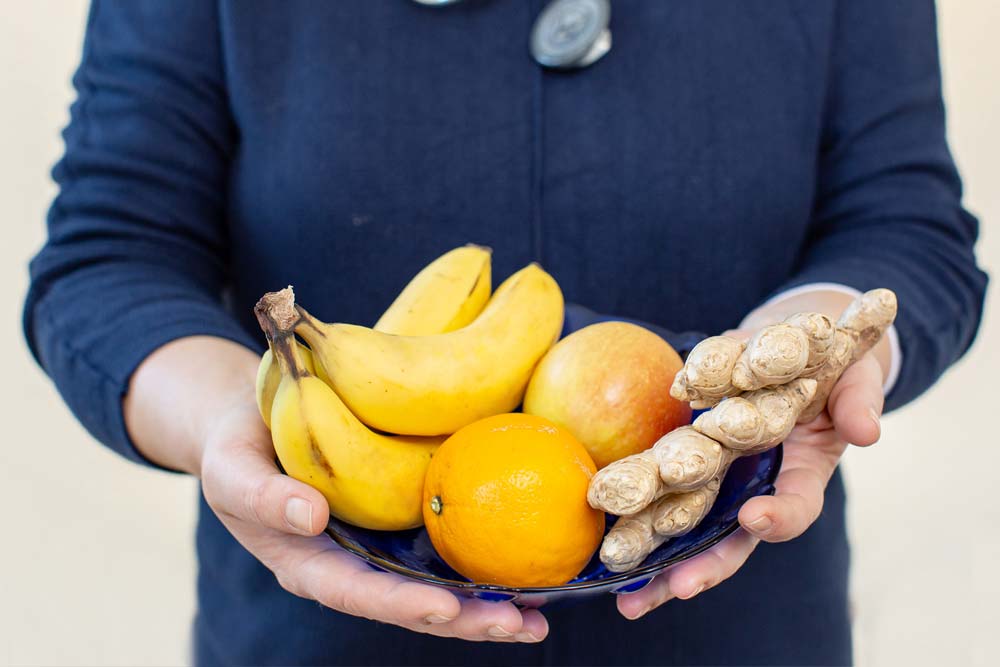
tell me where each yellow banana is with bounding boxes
[262,317,443,530]
[254,245,492,425]
[375,244,492,335]
[256,342,321,428]
[293,263,565,436]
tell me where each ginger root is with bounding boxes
[599,380,816,570]
[651,477,722,537]
[839,288,897,353]
[784,312,836,376]
[601,477,724,573]
[588,427,735,515]
[654,426,736,491]
[797,288,897,423]
[587,450,662,517]
[600,510,665,573]
[731,323,810,391]
[669,336,745,409]
[594,288,897,573]
[671,315,833,404]
[693,378,817,453]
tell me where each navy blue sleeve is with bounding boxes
[773,0,988,410]
[22,1,258,467]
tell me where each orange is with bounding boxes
[422,413,605,588]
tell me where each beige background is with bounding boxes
[2,2,997,665]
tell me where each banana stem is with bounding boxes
[272,336,310,378]
[293,304,326,339]
[254,287,301,338]
[254,287,309,378]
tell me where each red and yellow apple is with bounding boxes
[523,321,691,469]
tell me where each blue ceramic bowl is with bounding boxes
[324,444,781,607]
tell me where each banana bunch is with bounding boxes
[254,245,565,531]
[255,244,492,423]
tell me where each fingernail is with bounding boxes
[515,631,541,642]
[285,497,313,533]
[488,625,513,638]
[869,408,882,436]
[747,515,773,536]
[624,605,651,620]
[423,614,453,625]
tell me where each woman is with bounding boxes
[24,1,986,665]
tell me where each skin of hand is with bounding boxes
[617,290,890,620]
[124,336,548,643]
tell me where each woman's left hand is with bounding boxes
[616,343,886,620]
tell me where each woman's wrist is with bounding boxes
[123,336,261,475]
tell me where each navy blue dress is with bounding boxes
[24,1,986,664]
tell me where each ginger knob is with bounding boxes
[690,397,764,451]
[669,336,746,409]
[653,426,736,491]
[600,476,724,572]
[589,427,734,514]
[587,450,663,516]
[838,288,897,354]
[695,378,818,453]
[651,477,722,537]
[600,509,665,573]
[798,288,897,423]
[784,312,836,376]
[731,323,810,391]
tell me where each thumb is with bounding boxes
[201,413,329,536]
[827,352,884,447]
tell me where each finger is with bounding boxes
[739,466,827,542]
[828,352,884,447]
[516,609,550,643]
[297,546,464,626]
[739,429,847,542]
[616,575,674,620]
[201,435,329,536]
[659,530,759,602]
[426,600,547,643]
[300,549,545,642]
[430,598,536,642]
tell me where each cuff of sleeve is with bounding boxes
[27,294,262,472]
[756,282,902,396]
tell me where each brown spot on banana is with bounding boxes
[305,422,335,478]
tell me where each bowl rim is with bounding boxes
[323,444,783,593]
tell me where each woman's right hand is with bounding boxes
[127,337,547,643]
[199,399,548,643]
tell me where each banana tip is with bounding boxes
[465,243,493,255]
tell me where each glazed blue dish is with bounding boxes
[325,444,781,607]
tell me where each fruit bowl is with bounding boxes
[324,444,781,607]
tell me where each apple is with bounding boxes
[523,321,692,469]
